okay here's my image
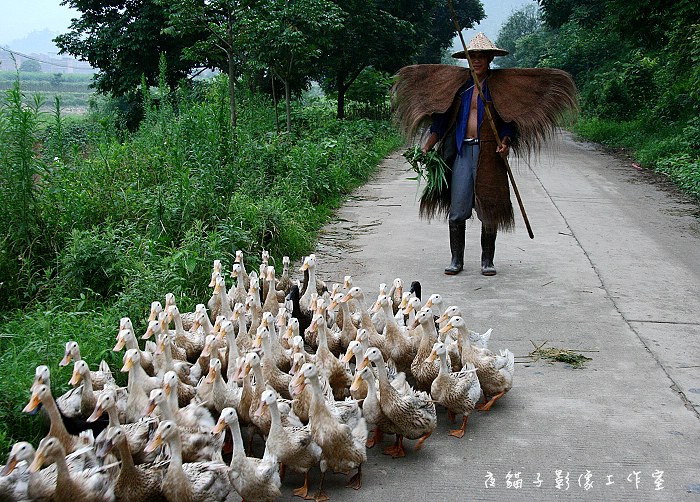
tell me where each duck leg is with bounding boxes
[346,465,362,490]
[293,471,311,499]
[366,427,383,448]
[447,410,456,423]
[448,416,468,438]
[280,462,287,481]
[383,435,405,458]
[414,430,432,451]
[312,471,330,502]
[477,391,506,412]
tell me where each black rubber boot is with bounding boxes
[444,222,466,275]
[481,226,497,276]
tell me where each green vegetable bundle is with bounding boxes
[403,144,449,197]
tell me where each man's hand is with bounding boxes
[497,136,511,157]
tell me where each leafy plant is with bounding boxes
[402,144,449,199]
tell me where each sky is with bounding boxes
[0,0,80,46]
[0,0,531,50]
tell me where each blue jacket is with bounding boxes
[430,75,515,156]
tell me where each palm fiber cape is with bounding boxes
[392,64,578,223]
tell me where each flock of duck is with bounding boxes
[0,250,515,502]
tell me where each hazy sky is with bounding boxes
[0,0,531,47]
[0,0,80,45]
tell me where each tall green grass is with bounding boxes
[0,73,401,455]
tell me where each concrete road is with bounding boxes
[278,132,700,501]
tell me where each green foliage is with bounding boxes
[0,305,125,453]
[0,75,402,453]
[402,144,449,199]
[495,4,542,68]
[499,3,698,201]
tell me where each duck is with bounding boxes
[245,279,264,340]
[286,283,312,336]
[208,274,234,322]
[437,306,492,350]
[299,254,327,300]
[340,286,388,360]
[190,303,217,336]
[342,340,368,400]
[231,249,250,291]
[23,383,95,455]
[205,358,242,414]
[164,292,197,331]
[228,263,249,310]
[372,294,414,373]
[369,283,389,333]
[121,349,162,422]
[242,351,299,437]
[96,426,166,502]
[259,311,292,372]
[69,360,127,418]
[388,278,404,316]
[290,363,366,499]
[256,389,321,499]
[213,408,281,502]
[426,342,481,438]
[252,325,293,399]
[87,388,158,464]
[165,304,205,362]
[307,314,352,400]
[410,308,441,392]
[153,332,195,386]
[144,420,233,502]
[350,366,394,449]
[29,436,115,502]
[145,388,219,463]
[59,341,115,390]
[160,371,215,429]
[1,441,55,501]
[261,265,282,316]
[329,292,357,349]
[440,316,514,411]
[219,319,242,384]
[276,256,293,295]
[32,365,82,420]
[359,347,437,458]
[226,302,249,353]
[113,325,155,376]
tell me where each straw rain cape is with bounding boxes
[392,64,578,220]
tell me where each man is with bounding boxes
[392,32,577,276]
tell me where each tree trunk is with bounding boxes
[337,80,346,120]
[228,54,237,136]
[285,79,292,133]
[271,74,280,134]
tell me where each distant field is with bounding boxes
[0,70,95,113]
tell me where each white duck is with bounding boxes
[213,408,281,502]
[144,420,234,502]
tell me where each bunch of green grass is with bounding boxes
[402,144,449,199]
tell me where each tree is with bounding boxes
[159,0,249,137]
[55,0,204,96]
[19,59,41,72]
[316,0,484,118]
[414,0,485,64]
[495,4,542,68]
[243,0,343,132]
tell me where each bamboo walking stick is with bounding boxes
[446,0,534,239]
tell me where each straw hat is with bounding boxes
[452,32,509,59]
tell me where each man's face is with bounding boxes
[470,52,493,78]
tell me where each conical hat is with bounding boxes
[452,32,509,59]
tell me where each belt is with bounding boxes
[463,138,479,145]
